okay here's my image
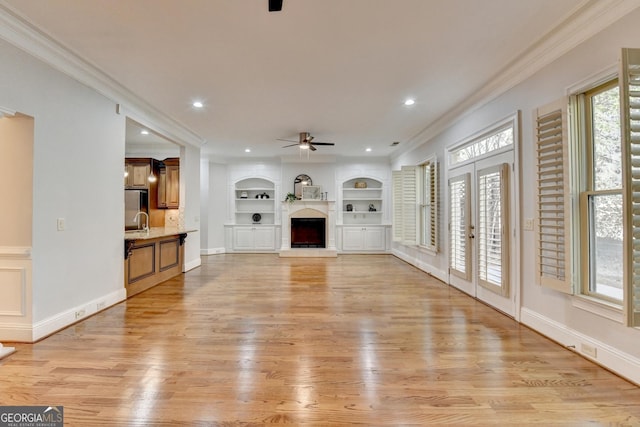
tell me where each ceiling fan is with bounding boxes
[280,132,335,151]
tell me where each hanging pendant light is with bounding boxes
[148,160,157,183]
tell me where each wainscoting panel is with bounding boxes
[0,246,32,341]
[0,266,26,316]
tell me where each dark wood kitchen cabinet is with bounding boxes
[157,158,179,209]
[125,158,152,189]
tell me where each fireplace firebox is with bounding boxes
[291,218,326,248]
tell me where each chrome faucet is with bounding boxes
[133,211,149,232]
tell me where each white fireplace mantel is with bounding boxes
[279,200,337,257]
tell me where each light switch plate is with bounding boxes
[524,218,534,231]
[57,218,65,231]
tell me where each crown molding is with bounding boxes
[0,106,15,118]
[393,0,640,161]
[0,2,205,149]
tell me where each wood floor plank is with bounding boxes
[1,254,639,426]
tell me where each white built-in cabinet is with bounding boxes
[341,226,386,251]
[233,226,276,251]
[339,177,389,252]
[228,177,278,252]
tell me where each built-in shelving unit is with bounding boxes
[339,177,388,252]
[229,177,277,252]
[342,178,383,225]
[234,178,275,225]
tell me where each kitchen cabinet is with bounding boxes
[233,226,276,251]
[125,159,152,189]
[341,226,386,251]
[157,158,179,209]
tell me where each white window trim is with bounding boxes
[447,112,518,168]
[572,294,624,323]
[566,64,626,318]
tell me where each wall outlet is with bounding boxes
[96,301,106,311]
[581,343,597,358]
[74,309,86,320]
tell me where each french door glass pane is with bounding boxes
[449,177,467,274]
[589,193,623,300]
[478,170,503,287]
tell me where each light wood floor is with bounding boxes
[1,254,639,426]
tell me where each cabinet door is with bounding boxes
[363,227,385,250]
[254,227,275,250]
[129,164,150,189]
[233,227,255,250]
[342,227,364,251]
[157,167,167,208]
[166,165,180,208]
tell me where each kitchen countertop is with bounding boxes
[124,227,197,240]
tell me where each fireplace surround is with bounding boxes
[279,201,337,257]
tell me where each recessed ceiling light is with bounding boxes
[192,101,204,108]
[140,129,149,135]
[245,148,251,153]
[404,98,415,106]
[366,147,372,152]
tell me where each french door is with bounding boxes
[448,151,516,316]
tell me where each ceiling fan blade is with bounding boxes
[277,138,297,143]
[310,142,335,146]
[269,0,283,12]
[309,144,317,151]
[282,143,299,148]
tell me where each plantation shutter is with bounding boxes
[621,48,640,326]
[535,98,572,294]
[449,173,471,280]
[392,170,403,241]
[477,163,509,296]
[401,166,420,245]
[423,160,438,251]
[392,167,420,245]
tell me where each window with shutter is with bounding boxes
[535,99,572,294]
[621,48,640,326]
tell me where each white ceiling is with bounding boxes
[4,0,588,160]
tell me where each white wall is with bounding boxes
[181,144,202,271]
[0,38,127,340]
[391,9,640,383]
[201,161,227,254]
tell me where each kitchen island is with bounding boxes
[124,227,195,297]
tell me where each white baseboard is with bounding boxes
[31,288,126,342]
[521,307,640,386]
[201,247,226,255]
[183,257,202,272]
[392,248,448,283]
[0,323,32,342]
